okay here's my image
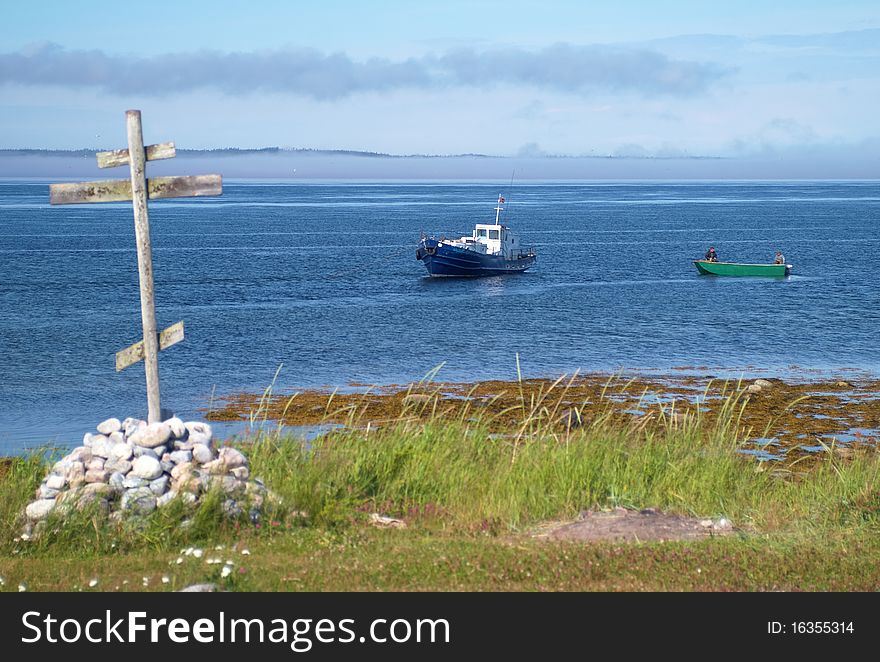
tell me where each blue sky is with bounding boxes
[1,0,879,165]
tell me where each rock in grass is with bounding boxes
[218,447,247,470]
[753,379,773,388]
[129,422,172,449]
[178,583,216,592]
[85,469,112,483]
[132,455,163,480]
[747,384,762,394]
[38,485,60,499]
[123,475,148,489]
[26,499,56,521]
[192,444,214,464]
[121,487,157,515]
[97,418,122,435]
[368,513,406,529]
[150,475,170,496]
[46,474,65,490]
[109,472,126,491]
[230,466,249,481]
[157,490,179,508]
[222,499,242,517]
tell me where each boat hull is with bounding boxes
[694,260,791,277]
[417,239,535,277]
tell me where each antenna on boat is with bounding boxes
[503,169,515,225]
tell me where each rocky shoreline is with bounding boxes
[205,373,880,460]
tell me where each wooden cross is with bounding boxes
[49,110,222,423]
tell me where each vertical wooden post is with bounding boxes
[126,109,161,423]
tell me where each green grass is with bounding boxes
[2,385,879,591]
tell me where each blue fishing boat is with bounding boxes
[416,195,536,277]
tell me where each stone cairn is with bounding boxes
[23,417,267,532]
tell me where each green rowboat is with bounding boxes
[694,260,791,277]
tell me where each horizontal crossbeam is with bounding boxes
[116,321,184,372]
[49,174,222,205]
[96,142,176,168]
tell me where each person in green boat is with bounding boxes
[774,251,785,264]
[704,246,718,262]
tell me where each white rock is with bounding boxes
[105,458,132,475]
[129,422,172,449]
[109,430,125,445]
[713,517,733,531]
[747,384,762,394]
[133,446,159,459]
[178,583,215,592]
[46,474,66,490]
[219,447,247,470]
[368,513,406,529]
[230,466,249,481]
[157,490,179,508]
[170,462,193,480]
[122,417,145,437]
[97,418,122,435]
[85,469,111,484]
[132,455,163,480]
[166,417,187,439]
[110,442,134,462]
[83,433,94,447]
[38,485,60,499]
[89,435,114,458]
[88,577,99,587]
[69,446,93,463]
[754,379,773,388]
[26,499,56,521]
[184,421,213,446]
[169,450,192,464]
[192,443,214,464]
[202,459,226,475]
[123,475,147,489]
[86,457,105,472]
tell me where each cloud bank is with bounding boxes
[0,42,724,99]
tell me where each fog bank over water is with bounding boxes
[1,147,878,180]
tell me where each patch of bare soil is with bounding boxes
[534,507,735,543]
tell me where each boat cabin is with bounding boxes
[473,224,520,257]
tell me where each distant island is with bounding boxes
[0,147,869,180]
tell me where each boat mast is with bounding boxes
[494,194,504,225]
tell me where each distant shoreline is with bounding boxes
[2,149,874,179]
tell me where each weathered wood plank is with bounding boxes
[126,110,162,422]
[49,179,133,205]
[148,174,222,199]
[116,321,185,372]
[49,174,222,205]
[96,142,176,169]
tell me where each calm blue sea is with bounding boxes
[1,179,878,452]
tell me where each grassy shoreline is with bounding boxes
[2,377,879,591]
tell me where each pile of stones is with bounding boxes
[23,417,267,532]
